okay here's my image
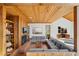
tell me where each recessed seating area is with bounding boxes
[28,36,74,52]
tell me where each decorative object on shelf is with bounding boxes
[58,26,61,33]
[6,18,14,56]
[57,26,70,39]
[64,28,67,33]
[6,47,13,55]
[6,41,12,48]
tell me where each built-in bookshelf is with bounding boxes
[6,19,14,56]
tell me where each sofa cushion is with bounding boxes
[44,49,58,52]
[28,48,44,52]
[58,49,69,52]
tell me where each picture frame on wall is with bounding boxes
[32,27,43,34]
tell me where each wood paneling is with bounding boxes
[14,16,19,49]
[2,4,77,23]
[17,5,61,23]
[16,4,75,23]
[48,6,74,22]
[74,6,77,52]
[5,6,29,47]
[0,6,4,56]
[0,6,6,56]
[0,5,29,56]
[64,9,74,22]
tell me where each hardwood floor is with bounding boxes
[30,42,48,49]
[11,41,31,56]
[11,40,50,56]
[11,40,75,56]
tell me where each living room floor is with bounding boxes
[11,38,74,56]
[12,41,31,56]
[11,40,53,56]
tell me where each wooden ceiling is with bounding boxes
[4,4,78,23]
[17,5,62,23]
[64,9,74,22]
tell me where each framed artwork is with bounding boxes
[32,27,43,34]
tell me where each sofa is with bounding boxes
[31,36,46,42]
[27,48,69,52]
[50,38,74,51]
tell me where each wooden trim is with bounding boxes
[14,16,19,49]
[0,6,6,56]
[74,6,77,52]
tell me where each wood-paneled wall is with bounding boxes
[0,6,3,56]
[0,5,29,56]
[0,6,6,56]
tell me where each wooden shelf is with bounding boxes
[6,19,14,23]
[6,33,14,36]
[6,18,15,56]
